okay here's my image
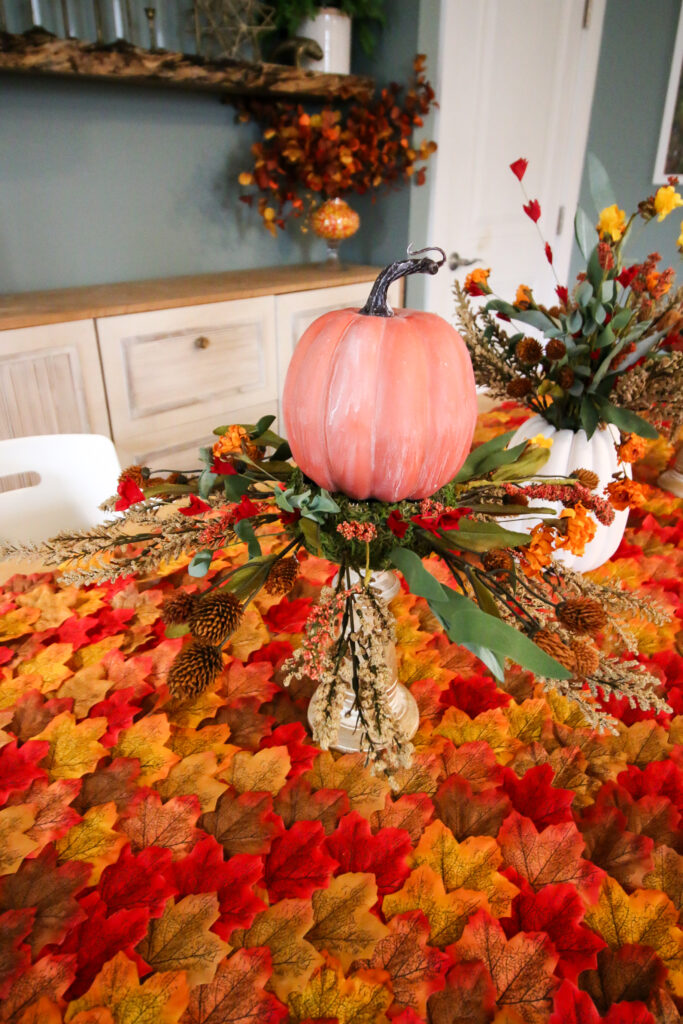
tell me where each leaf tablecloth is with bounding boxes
[0,404,682,1024]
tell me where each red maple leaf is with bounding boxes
[550,979,655,1024]
[0,909,33,998]
[617,761,683,814]
[439,672,511,716]
[0,740,49,802]
[498,812,603,899]
[263,597,314,634]
[500,764,575,829]
[434,773,511,840]
[260,723,318,779]
[98,844,176,917]
[86,606,136,642]
[56,614,98,649]
[274,777,350,835]
[61,892,150,998]
[577,803,654,889]
[325,812,412,896]
[248,640,294,671]
[201,788,284,858]
[264,820,338,901]
[89,688,140,747]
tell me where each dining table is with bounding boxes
[0,402,681,1024]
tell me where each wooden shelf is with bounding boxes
[0,263,383,330]
[0,28,374,101]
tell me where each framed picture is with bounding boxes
[654,3,683,182]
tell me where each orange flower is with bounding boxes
[212,425,259,462]
[606,478,647,511]
[556,504,597,557]
[515,284,533,309]
[464,267,492,296]
[521,524,555,575]
[618,434,648,464]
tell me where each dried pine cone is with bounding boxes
[118,464,147,487]
[167,641,223,698]
[482,549,514,575]
[556,597,607,634]
[571,468,600,490]
[507,378,533,398]
[571,638,600,676]
[189,591,242,645]
[557,366,575,390]
[545,339,567,361]
[516,337,543,364]
[162,591,196,625]
[533,628,576,671]
[265,556,299,595]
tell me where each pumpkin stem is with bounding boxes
[359,245,446,317]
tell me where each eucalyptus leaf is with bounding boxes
[271,441,292,461]
[198,446,213,466]
[489,444,550,482]
[235,518,262,559]
[223,475,251,501]
[568,380,585,397]
[300,517,321,554]
[595,324,615,349]
[600,280,617,304]
[251,414,276,437]
[613,328,668,372]
[568,309,583,333]
[509,309,558,332]
[188,549,214,578]
[574,206,595,258]
[224,557,274,598]
[449,519,532,552]
[472,576,501,617]
[587,152,614,213]
[580,398,599,438]
[576,279,594,308]
[461,643,505,681]
[610,308,635,331]
[586,246,603,292]
[452,429,517,481]
[198,468,218,500]
[594,400,659,439]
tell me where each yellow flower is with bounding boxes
[597,204,626,241]
[529,434,553,449]
[653,185,683,221]
[515,284,533,308]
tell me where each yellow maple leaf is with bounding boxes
[155,752,229,813]
[64,951,188,1023]
[136,893,229,987]
[15,996,66,1024]
[503,699,551,745]
[434,707,520,764]
[166,724,233,760]
[221,746,291,795]
[306,872,388,971]
[643,846,683,913]
[233,897,323,1000]
[0,606,40,641]
[615,720,673,768]
[382,864,489,947]
[0,804,39,874]
[304,752,389,817]
[113,714,179,785]
[17,644,74,692]
[58,665,111,718]
[72,635,124,669]
[16,583,78,629]
[228,605,270,661]
[34,712,108,781]
[411,820,518,917]
[162,688,225,729]
[56,802,127,884]
[287,959,392,1024]
[71,589,106,617]
[398,647,453,689]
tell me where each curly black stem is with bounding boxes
[359,245,446,318]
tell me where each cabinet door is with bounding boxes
[96,297,279,448]
[0,320,110,440]
[275,279,403,419]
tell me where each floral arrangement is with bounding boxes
[271,0,386,55]
[455,157,683,451]
[4,412,670,779]
[235,54,437,234]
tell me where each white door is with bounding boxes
[412,0,606,318]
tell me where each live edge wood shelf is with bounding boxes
[0,28,374,101]
[0,264,402,471]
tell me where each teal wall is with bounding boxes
[572,0,682,279]
[0,2,420,294]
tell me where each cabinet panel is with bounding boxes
[97,297,278,443]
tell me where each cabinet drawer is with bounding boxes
[97,297,277,442]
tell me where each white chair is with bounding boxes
[0,434,122,544]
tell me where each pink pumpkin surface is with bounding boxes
[282,306,478,501]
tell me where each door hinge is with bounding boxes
[582,0,592,29]
[556,205,565,235]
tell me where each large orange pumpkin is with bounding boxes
[282,249,478,501]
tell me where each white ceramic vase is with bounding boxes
[307,569,419,753]
[507,414,630,572]
[658,442,683,497]
[299,7,352,74]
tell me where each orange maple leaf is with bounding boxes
[136,893,229,987]
[64,951,188,1023]
[181,947,287,1023]
[382,864,488,947]
[497,812,602,898]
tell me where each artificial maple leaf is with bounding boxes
[453,908,558,1022]
[503,698,553,746]
[33,713,108,781]
[578,804,654,889]
[2,954,76,1024]
[55,801,127,884]
[305,872,388,970]
[71,634,124,670]
[98,844,175,918]
[358,910,449,1016]
[429,738,504,792]
[433,774,511,840]
[287,959,392,1024]
[17,644,74,692]
[265,820,338,901]
[427,960,497,1024]
[113,714,179,785]
[618,720,672,769]
[500,764,575,829]
[0,804,39,875]
[263,596,314,635]
[643,845,683,912]
[164,835,265,938]
[155,751,230,813]
[618,760,683,813]
[261,723,319,779]
[232,898,323,1001]
[434,707,520,765]
[0,909,33,999]
[226,606,270,661]
[383,864,488,948]
[579,944,667,1013]
[74,757,141,814]
[275,778,350,835]
[304,752,390,817]
[221,746,291,796]
[14,995,65,1024]
[0,740,48,802]
[8,692,72,744]
[214,697,274,750]
[411,820,518,917]
[219,658,280,709]
[90,688,141,748]
[137,893,229,987]
[549,979,655,1024]
[370,792,435,844]
[501,876,605,983]
[497,812,602,898]
[0,846,90,957]
[167,723,232,761]
[0,607,40,643]
[18,777,82,849]
[584,876,683,983]
[180,947,288,1024]
[389,751,442,796]
[325,813,412,896]
[200,788,284,857]
[64,951,188,1024]
[511,743,594,809]
[57,666,112,719]
[119,790,202,858]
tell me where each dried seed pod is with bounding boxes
[162,591,197,625]
[571,637,600,676]
[118,464,147,487]
[556,597,607,634]
[265,556,299,595]
[482,549,514,575]
[189,590,242,645]
[515,337,543,364]
[506,378,533,398]
[557,365,575,390]
[533,628,576,671]
[545,339,567,361]
[167,641,223,697]
[571,468,600,490]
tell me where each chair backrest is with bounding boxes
[0,434,122,544]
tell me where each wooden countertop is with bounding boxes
[0,263,382,331]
